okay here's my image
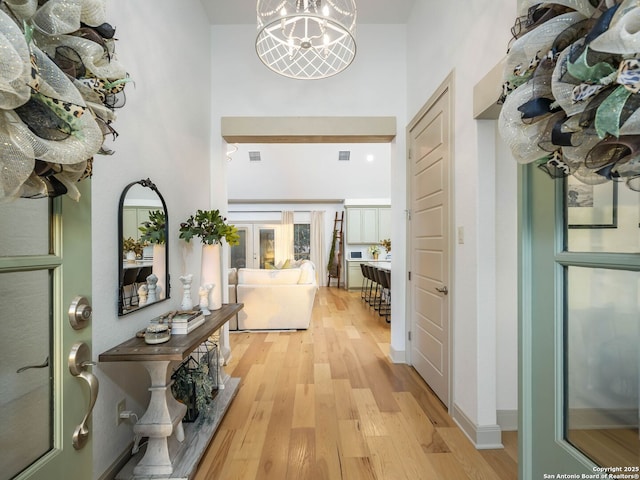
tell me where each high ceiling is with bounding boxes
[200,0,417,25]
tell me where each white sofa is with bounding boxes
[228,260,317,330]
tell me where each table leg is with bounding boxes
[132,360,187,476]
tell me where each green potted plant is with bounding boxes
[179,209,239,246]
[179,209,239,311]
[122,237,144,261]
[138,210,167,245]
[171,357,216,422]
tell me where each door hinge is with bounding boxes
[408,148,412,160]
[408,271,411,281]
[408,331,412,341]
[405,209,411,220]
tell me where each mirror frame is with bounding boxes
[117,178,170,316]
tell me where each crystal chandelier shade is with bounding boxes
[256,0,357,80]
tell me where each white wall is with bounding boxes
[92,2,212,478]
[211,23,408,356]
[227,143,391,201]
[406,0,518,440]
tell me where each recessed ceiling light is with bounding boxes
[366,154,374,162]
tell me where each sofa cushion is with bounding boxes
[238,267,302,285]
[298,260,316,284]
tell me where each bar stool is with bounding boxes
[367,265,380,308]
[359,263,369,301]
[378,269,391,323]
[121,267,140,310]
[364,265,377,306]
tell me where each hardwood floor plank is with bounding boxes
[427,452,473,480]
[314,392,343,480]
[352,388,388,437]
[366,435,414,480]
[234,400,274,460]
[338,419,370,457]
[333,378,359,420]
[193,428,236,480]
[393,391,449,453]
[222,364,267,430]
[286,427,316,480]
[292,383,315,428]
[501,430,518,463]
[341,457,379,480]
[314,363,333,395]
[380,412,441,478]
[437,427,508,480]
[195,288,518,480]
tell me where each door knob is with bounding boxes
[69,296,92,330]
[68,342,99,450]
[435,286,449,295]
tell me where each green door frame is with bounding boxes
[518,165,594,479]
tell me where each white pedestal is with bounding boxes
[131,361,187,476]
[116,377,240,480]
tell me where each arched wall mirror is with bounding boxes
[118,178,170,316]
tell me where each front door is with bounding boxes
[522,165,639,477]
[408,74,453,406]
[0,181,93,480]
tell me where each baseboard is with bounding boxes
[497,409,518,432]
[97,442,133,480]
[388,345,406,363]
[452,404,504,449]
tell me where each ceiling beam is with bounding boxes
[221,116,397,143]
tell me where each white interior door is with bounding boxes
[0,181,93,480]
[408,76,452,407]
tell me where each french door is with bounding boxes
[230,224,279,269]
[0,181,93,480]
[521,166,639,477]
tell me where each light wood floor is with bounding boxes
[194,287,518,480]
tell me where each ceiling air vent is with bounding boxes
[338,150,350,161]
[248,151,261,162]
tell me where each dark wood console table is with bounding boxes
[100,303,243,479]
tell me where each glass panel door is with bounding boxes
[523,165,640,478]
[230,226,250,269]
[0,184,93,480]
[228,224,279,269]
[565,267,639,468]
[256,226,276,269]
[562,176,640,469]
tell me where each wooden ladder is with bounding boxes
[327,211,344,288]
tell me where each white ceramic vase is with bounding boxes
[152,244,166,299]
[200,243,222,310]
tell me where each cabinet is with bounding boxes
[378,208,392,241]
[123,206,152,241]
[347,262,365,290]
[346,207,391,244]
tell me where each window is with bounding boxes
[294,224,310,260]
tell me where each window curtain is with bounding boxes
[278,210,294,264]
[310,211,326,285]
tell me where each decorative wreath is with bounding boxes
[499,0,640,190]
[0,0,129,201]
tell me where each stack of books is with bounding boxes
[169,310,205,335]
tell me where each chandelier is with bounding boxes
[256,0,357,80]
